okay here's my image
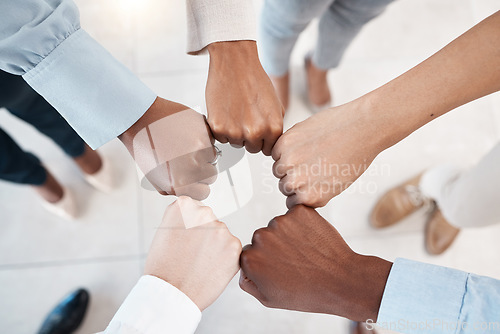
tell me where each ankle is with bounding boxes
[33,171,64,203]
[74,145,103,175]
[305,58,331,106]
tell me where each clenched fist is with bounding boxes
[120,97,218,200]
[206,41,284,156]
[239,205,392,322]
[272,102,387,208]
[145,196,242,311]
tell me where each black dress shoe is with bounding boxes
[38,288,90,334]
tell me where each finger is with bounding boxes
[194,146,216,163]
[174,183,211,201]
[200,166,218,185]
[214,133,229,144]
[228,136,244,148]
[271,135,285,161]
[262,127,282,157]
[202,115,216,146]
[239,270,266,302]
[152,183,169,196]
[146,163,173,195]
[262,138,274,157]
[272,160,290,179]
[242,244,253,252]
[278,175,296,196]
[286,194,300,209]
[239,247,259,283]
[176,195,205,208]
[230,143,244,149]
[244,138,264,154]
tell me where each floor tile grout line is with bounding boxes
[0,254,147,271]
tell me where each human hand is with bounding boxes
[239,205,392,322]
[206,41,284,156]
[119,97,218,200]
[272,102,390,208]
[144,196,242,311]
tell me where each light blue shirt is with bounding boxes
[0,0,157,149]
[377,258,500,333]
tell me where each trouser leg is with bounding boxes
[0,127,47,185]
[259,0,334,76]
[0,70,85,158]
[420,142,500,228]
[313,0,395,70]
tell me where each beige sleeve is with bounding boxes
[186,0,257,55]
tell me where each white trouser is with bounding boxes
[419,142,500,228]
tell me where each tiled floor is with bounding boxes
[1,0,499,333]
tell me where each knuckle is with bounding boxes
[251,227,269,245]
[239,251,254,270]
[277,133,291,147]
[244,127,264,140]
[200,206,214,217]
[176,195,191,206]
[212,221,228,234]
[270,215,285,229]
[269,122,283,137]
[226,128,243,140]
[208,119,222,132]
[230,237,243,254]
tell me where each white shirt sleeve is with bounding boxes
[100,275,202,334]
[186,0,257,55]
[0,0,156,149]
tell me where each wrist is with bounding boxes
[351,91,415,152]
[353,254,393,322]
[317,251,392,322]
[207,41,260,66]
[118,97,185,149]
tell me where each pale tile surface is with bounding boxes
[1,0,500,333]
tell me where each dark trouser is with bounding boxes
[0,71,85,185]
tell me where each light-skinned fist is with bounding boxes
[145,196,242,311]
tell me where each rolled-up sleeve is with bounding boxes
[377,258,500,333]
[0,0,156,149]
[186,0,257,55]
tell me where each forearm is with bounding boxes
[0,0,155,149]
[357,10,500,151]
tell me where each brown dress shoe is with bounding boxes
[425,208,460,255]
[370,174,427,228]
[270,73,290,112]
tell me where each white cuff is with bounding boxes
[23,28,156,149]
[186,0,257,55]
[105,275,201,334]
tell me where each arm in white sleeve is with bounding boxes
[0,0,156,149]
[101,275,201,334]
[377,258,500,333]
[186,0,257,54]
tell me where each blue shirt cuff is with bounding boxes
[23,28,156,149]
[377,258,468,334]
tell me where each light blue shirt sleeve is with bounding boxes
[377,258,500,333]
[0,0,157,149]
